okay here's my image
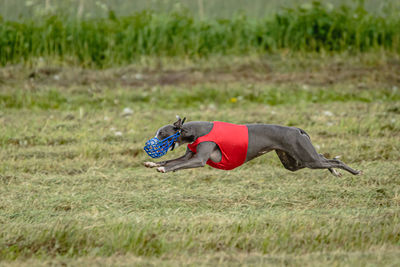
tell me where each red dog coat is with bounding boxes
[187,121,249,170]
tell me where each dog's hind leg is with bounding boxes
[286,128,361,176]
[275,150,305,172]
[328,167,342,177]
[304,158,361,175]
[321,157,361,175]
[319,154,342,177]
[277,150,345,177]
[299,153,361,175]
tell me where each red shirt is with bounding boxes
[187,121,248,170]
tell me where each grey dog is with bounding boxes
[144,116,361,176]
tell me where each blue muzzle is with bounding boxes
[144,132,180,158]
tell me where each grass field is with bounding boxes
[0,53,399,265]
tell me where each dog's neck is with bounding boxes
[180,121,213,144]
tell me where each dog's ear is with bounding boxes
[173,115,186,129]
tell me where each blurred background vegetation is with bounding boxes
[0,0,399,67]
[2,0,400,20]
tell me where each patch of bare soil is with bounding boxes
[1,59,399,89]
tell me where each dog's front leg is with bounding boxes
[144,148,193,168]
[157,142,214,173]
[157,156,207,173]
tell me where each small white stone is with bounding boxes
[323,111,333,117]
[114,131,123,136]
[208,104,216,111]
[121,107,134,116]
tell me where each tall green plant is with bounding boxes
[0,1,399,67]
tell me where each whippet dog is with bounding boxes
[143,117,361,177]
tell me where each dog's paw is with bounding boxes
[143,162,160,168]
[331,169,342,177]
[356,170,363,175]
[157,167,166,173]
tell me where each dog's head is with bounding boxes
[155,116,186,141]
[143,116,186,158]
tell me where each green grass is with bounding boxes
[1,83,398,111]
[0,55,399,265]
[1,1,400,67]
